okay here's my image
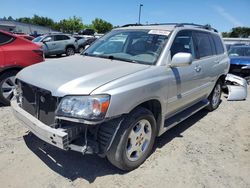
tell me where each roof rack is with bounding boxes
[121,23,143,27]
[121,23,218,33]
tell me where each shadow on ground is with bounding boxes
[23,109,209,183]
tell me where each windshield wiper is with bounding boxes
[83,53,139,64]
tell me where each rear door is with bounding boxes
[0,32,15,67]
[193,31,223,95]
[53,35,71,53]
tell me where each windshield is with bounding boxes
[228,46,250,57]
[32,36,43,42]
[84,29,169,65]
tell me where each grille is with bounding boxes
[19,81,59,126]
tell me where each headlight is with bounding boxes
[56,95,110,120]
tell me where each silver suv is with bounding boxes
[33,34,78,56]
[12,23,229,171]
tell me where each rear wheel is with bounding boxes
[0,70,18,105]
[206,80,222,111]
[66,47,75,56]
[107,107,156,171]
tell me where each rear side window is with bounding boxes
[0,33,14,45]
[54,35,70,41]
[194,32,213,58]
[212,34,225,54]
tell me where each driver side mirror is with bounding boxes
[170,52,192,67]
[42,37,52,43]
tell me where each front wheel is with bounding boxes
[0,70,18,105]
[107,107,157,171]
[206,80,222,111]
[66,47,75,56]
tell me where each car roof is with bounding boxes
[115,23,218,34]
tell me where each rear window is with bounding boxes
[0,32,14,45]
[212,34,225,54]
[194,32,214,58]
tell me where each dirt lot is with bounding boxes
[0,88,249,188]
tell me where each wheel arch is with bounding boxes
[128,99,163,135]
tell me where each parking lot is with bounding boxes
[0,53,249,187]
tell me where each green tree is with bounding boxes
[222,27,250,38]
[92,18,113,33]
[56,16,84,33]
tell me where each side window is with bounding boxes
[54,35,70,41]
[212,34,225,54]
[0,33,14,45]
[194,32,213,58]
[170,30,196,59]
[43,36,53,42]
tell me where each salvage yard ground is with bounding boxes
[0,59,249,187]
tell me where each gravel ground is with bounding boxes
[0,88,249,188]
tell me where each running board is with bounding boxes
[164,99,209,130]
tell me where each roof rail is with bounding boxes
[121,23,218,32]
[121,23,143,27]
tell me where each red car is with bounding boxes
[16,34,35,41]
[0,30,44,105]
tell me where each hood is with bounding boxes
[230,56,250,66]
[17,55,150,97]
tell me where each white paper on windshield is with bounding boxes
[148,30,170,36]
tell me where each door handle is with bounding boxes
[194,65,201,72]
[52,43,56,46]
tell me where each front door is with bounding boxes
[166,30,204,116]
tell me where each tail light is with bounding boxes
[33,49,44,60]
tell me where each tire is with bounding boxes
[206,79,222,111]
[107,107,157,171]
[65,47,75,56]
[0,70,18,105]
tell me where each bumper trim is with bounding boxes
[11,99,69,150]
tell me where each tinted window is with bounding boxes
[194,32,213,58]
[212,34,224,54]
[170,30,196,59]
[0,33,14,45]
[54,35,70,41]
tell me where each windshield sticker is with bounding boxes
[148,30,170,36]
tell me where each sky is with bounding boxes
[0,0,249,32]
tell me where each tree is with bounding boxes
[92,18,113,33]
[7,16,14,21]
[222,27,250,38]
[56,16,84,33]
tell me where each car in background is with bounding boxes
[33,34,78,57]
[78,29,95,35]
[228,45,250,81]
[76,37,97,53]
[0,30,44,105]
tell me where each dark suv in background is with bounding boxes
[33,34,78,57]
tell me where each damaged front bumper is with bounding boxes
[225,74,248,101]
[11,98,122,155]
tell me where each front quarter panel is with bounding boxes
[91,66,171,118]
